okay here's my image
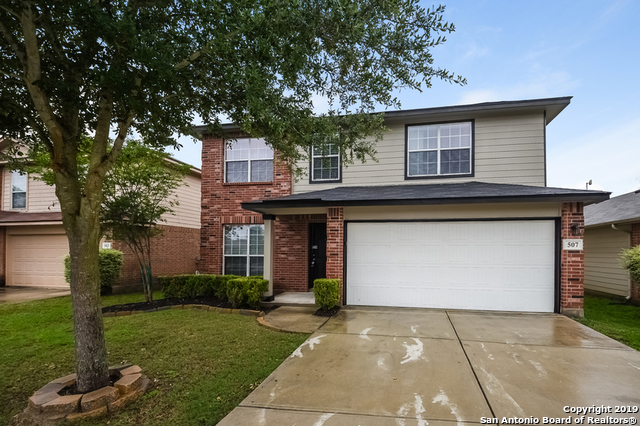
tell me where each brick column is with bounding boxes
[560,202,585,317]
[629,223,640,303]
[326,207,344,303]
[263,217,275,297]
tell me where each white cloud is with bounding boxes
[547,117,640,196]
[462,41,489,61]
[458,70,579,104]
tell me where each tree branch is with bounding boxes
[19,5,65,152]
[0,20,26,65]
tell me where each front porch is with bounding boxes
[263,291,315,307]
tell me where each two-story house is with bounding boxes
[0,140,202,292]
[197,97,610,317]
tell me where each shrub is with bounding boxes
[621,246,640,283]
[158,274,259,306]
[64,249,124,295]
[226,277,269,310]
[159,274,217,299]
[313,279,341,310]
[214,275,240,299]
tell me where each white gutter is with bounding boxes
[610,223,633,300]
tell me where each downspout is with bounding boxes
[610,224,632,300]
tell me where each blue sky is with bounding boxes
[168,0,640,196]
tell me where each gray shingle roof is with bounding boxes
[242,181,609,212]
[0,211,62,224]
[194,96,572,135]
[584,190,640,226]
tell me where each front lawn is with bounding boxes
[0,293,308,425]
[578,294,640,351]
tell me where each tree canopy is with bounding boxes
[102,141,190,303]
[0,0,464,392]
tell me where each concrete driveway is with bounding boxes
[0,286,70,304]
[219,308,640,425]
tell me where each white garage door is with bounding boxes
[346,220,556,312]
[8,234,70,288]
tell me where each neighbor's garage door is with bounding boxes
[346,220,556,312]
[7,234,70,288]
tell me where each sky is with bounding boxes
[167,0,640,197]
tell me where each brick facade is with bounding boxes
[560,202,585,316]
[326,207,345,302]
[273,214,326,292]
[199,134,293,277]
[112,224,200,289]
[630,223,640,303]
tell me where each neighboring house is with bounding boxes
[0,141,201,291]
[197,97,609,317]
[584,190,640,303]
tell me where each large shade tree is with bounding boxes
[0,0,465,392]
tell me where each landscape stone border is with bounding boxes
[102,304,265,318]
[23,364,149,424]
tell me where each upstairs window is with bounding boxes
[311,144,341,182]
[11,172,27,209]
[406,121,473,178]
[225,138,274,183]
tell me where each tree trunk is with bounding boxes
[56,157,111,393]
[140,263,153,303]
[65,211,110,392]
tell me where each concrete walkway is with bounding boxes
[0,286,70,304]
[222,307,640,425]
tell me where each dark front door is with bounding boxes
[309,223,327,289]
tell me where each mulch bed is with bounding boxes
[314,306,341,317]
[102,297,278,314]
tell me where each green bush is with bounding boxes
[313,279,341,310]
[226,277,269,310]
[159,274,217,299]
[621,246,640,283]
[158,274,261,307]
[214,275,240,299]
[64,249,124,295]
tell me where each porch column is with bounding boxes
[560,202,585,318]
[263,214,275,298]
[326,207,345,304]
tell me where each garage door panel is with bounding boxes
[8,233,70,288]
[347,221,555,313]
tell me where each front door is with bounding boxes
[308,223,327,289]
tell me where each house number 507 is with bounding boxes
[562,239,583,250]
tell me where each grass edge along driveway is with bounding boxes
[0,293,309,426]
[577,294,640,351]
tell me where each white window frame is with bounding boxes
[224,138,274,183]
[311,144,341,182]
[406,121,473,178]
[11,171,27,210]
[223,224,265,276]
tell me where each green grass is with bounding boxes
[0,293,308,425]
[578,294,640,351]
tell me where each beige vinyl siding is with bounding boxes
[161,173,201,229]
[584,226,631,297]
[293,111,545,194]
[343,202,561,221]
[2,169,60,212]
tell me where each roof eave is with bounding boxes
[242,192,609,214]
[193,96,573,136]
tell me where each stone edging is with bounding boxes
[256,316,303,334]
[103,304,265,318]
[23,365,148,424]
